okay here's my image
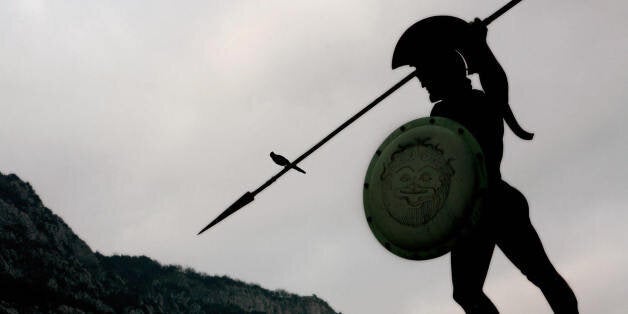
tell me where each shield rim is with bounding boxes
[363,116,488,260]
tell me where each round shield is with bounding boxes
[363,117,487,260]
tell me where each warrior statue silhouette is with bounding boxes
[197,2,579,312]
[395,18,579,313]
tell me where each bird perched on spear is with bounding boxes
[270,152,306,174]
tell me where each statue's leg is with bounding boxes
[495,183,578,314]
[451,226,499,314]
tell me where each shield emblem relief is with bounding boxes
[363,117,488,260]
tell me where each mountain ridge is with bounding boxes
[0,172,338,314]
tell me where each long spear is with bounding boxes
[198,0,524,235]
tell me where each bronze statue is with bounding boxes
[393,16,578,314]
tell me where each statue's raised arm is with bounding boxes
[464,18,534,140]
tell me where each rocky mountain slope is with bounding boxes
[0,172,338,314]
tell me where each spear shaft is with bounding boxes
[255,76,418,196]
[484,0,523,25]
[197,71,417,235]
[198,0,524,235]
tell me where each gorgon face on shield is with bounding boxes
[392,164,442,207]
[380,142,455,227]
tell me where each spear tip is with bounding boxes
[197,191,255,235]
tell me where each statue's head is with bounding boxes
[414,49,471,102]
[391,16,473,102]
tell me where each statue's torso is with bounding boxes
[430,89,504,185]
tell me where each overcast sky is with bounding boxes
[1,0,628,313]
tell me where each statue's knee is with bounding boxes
[522,264,553,285]
[452,290,468,305]
[453,289,479,306]
[526,271,579,313]
[453,290,499,314]
[524,266,569,292]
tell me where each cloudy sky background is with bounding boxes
[1,0,627,313]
